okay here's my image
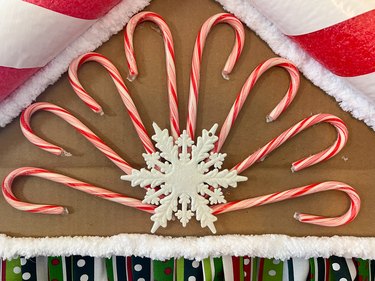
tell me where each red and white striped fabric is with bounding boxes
[0,0,119,102]
[0,0,151,127]
[3,0,375,132]
[250,0,375,98]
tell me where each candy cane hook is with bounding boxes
[215,57,300,152]
[125,11,180,139]
[20,102,134,175]
[2,167,155,214]
[212,181,360,227]
[187,13,245,139]
[68,52,155,154]
[233,114,348,174]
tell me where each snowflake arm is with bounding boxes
[198,152,226,173]
[198,183,226,204]
[176,131,194,162]
[191,124,218,164]
[176,193,193,226]
[121,168,165,188]
[152,123,178,163]
[150,194,178,233]
[143,152,172,173]
[143,183,172,205]
[203,169,247,188]
[191,194,218,234]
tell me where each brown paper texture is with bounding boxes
[0,0,375,237]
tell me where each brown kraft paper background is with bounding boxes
[0,0,375,238]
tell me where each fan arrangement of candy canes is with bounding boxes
[2,12,360,234]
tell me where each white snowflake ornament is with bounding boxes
[121,123,247,233]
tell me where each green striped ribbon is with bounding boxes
[176,258,184,281]
[105,257,114,281]
[202,257,224,281]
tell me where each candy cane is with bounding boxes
[20,102,134,175]
[68,52,155,154]
[3,168,359,227]
[2,167,155,214]
[187,13,245,139]
[233,114,348,174]
[212,181,360,227]
[215,57,300,152]
[124,11,180,139]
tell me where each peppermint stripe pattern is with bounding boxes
[2,256,375,280]
[247,1,375,105]
[203,257,224,281]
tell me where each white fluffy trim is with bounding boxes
[216,0,375,130]
[0,0,151,127]
[0,234,375,260]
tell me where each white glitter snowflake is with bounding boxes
[121,123,247,233]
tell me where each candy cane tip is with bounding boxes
[293,212,301,221]
[221,71,230,80]
[62,208,69,215]
[266,115,274,123]
[61,150,72,157]
[127,74,137,82]
[290,166,296,173]
[99,110,105,116]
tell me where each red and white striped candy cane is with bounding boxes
[20,102,134,175]
[2,168,360,227]
[233,114,348,174]
[124,11,180,139]
[215,57,300,152]
[212,181,360,227]
[68,52,155,154]
[2,167,155,214]
[187,13,245,139]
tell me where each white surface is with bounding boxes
[94,258,107,281]
[222,256,234,280]
[0,1,94,68]
[216,0,375,131]
[122,123,247,234]
[250,0,375,36]
[346,72,375,102]
[0,0,151,127]
[35,257,48,280]
[1,234,375,260]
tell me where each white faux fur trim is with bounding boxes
[0,0,151,127]
[216,0,375,131]
[0,234,374,260]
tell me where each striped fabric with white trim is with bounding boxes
[249,0,375,104]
